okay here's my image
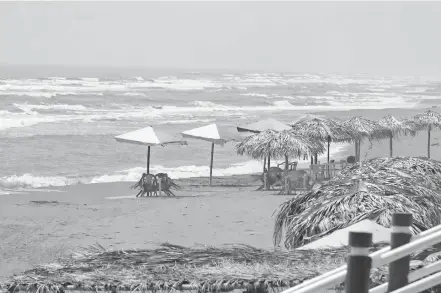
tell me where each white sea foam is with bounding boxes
[122,92,147,97]
[0,144,347,190]
[13,103,88,111]
[0,110,81,130]
[240,93,269,97]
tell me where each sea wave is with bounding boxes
[0,144,347,190]
[13,103,88,111]
[0,94,419,131]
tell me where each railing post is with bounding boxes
[387,213,413,292]
[346,232,373,293]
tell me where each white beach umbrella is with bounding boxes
[115,126,187,174]
[237,118,291,133]
[237,118,291,173]
[181,123,241,186]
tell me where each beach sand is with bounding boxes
[0,176,292,279]
[1,106,440,280]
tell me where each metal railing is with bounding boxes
[281,213,441,293]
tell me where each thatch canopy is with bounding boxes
[342,116,390,140]
[235,129,326,160]
[409,110,441,158]
[411,110,441,130]
[378,115,417,157]
[291,114,360,164]
[273,157,441,249]
[378,115,416,137]
[342,116,390,161]
[291,114,359,143]
[2,242,441,293]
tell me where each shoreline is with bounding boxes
[1,105,440,193]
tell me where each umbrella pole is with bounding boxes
[147,146,151,197]
[428,126,431,158]
[209,142,214,186]
[147,146,151,174]
[389,133,393,157]
[327,136,331,179]
[263,157,267,172]
[267,154,271,190]
[284,154,289,195]
[327,136,331,164]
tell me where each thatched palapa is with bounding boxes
[378,114,416,157]
[410,110,441,158]
[236,129,325,161]
[273,156,441,249]
[3,242,441,293]
[342,116,390,162]
[236,130,325,193]
[236,118,291,177]
[291,114,359,164]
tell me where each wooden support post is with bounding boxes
[389,134,393,157]
[285,177,290,195]
[266,154,271,190]
[263,172,267,190]
[209,142,215,186]
[387,213,413,292]
[158,179,162,196]
[428,126,431,159]
[303,174,309,191]
[345,232,372,293]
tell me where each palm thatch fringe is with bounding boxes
[235,130,325,160]
[273,157,441,249]
[291,115,361,164]
[378,115,417,157]
[343,116,390,162]
[410,110,441,158]
[2,242,441,293]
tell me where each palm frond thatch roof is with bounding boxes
[291,115,359,143]
[273,157,441,249]
[411,110,441,130]
[235,129,326,160]
[2,242,441,293]
[378,115,416,136]
[342,116,390,140]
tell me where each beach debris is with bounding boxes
[29,200,60,205]
[2,242,441,293]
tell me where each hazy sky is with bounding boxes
[1,1,441,75]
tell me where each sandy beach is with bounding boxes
[1,106,440,280]
[0,176,292,279]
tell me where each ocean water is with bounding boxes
[1,66,440,193]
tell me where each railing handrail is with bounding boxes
[370,259,441,293]
[281,223,441,293]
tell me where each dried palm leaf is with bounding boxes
[273,156,441,249]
